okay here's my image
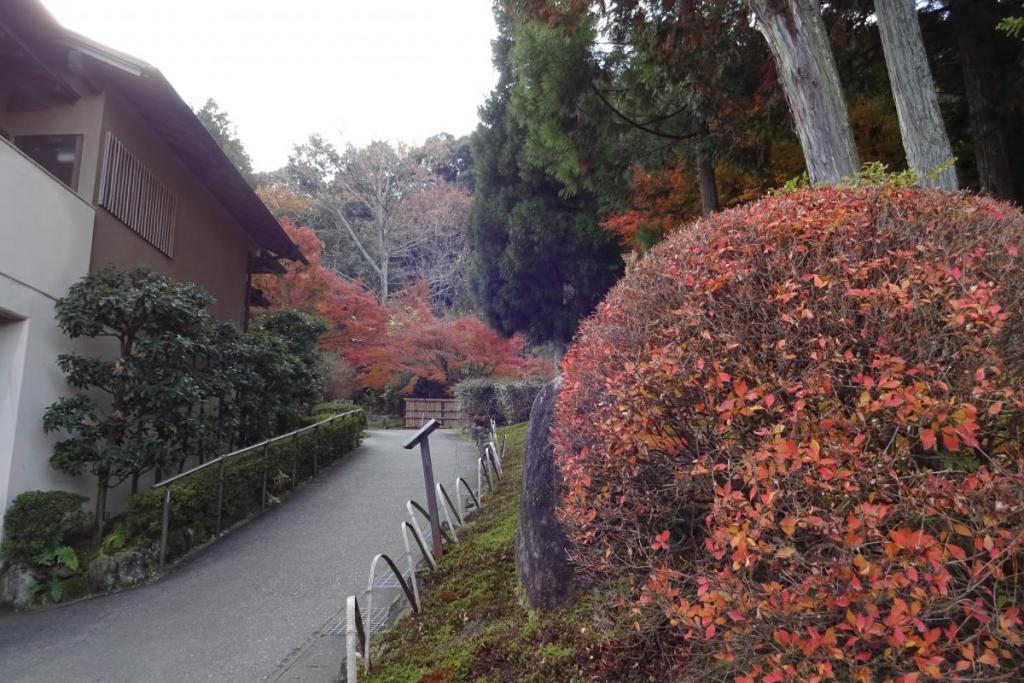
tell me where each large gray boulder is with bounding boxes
[515,377,574,609]
[87,546,156,593]
[0,562,37,609]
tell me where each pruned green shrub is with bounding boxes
[496,380,548,424]
[1,490,88,564]
[455,378,547,425]
[117,411,364,561]
[307,401,364,427]
[454,378,500,424]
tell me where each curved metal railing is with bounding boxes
[485,443,504,480]
[402,520,436,572]
[344,595,366,682]
[478,456,493,494]
[362,553,420,656]
[435,483,462,542]
[342,424,505,681]
[455,476,481,520]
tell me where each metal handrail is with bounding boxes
[155,409,361,488]
[155,409,363,570]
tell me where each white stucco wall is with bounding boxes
[0,137,96,537]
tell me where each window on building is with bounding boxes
[15,134,82,190]
[98,132,177,257]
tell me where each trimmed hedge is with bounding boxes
[554,187,1024,679]
[307,401,365,426]
[454,378,548,426]
[1,490,88,563]
[118,410,364,562]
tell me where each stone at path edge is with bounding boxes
[515,376,575,610]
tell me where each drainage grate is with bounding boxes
[373,573,403,589]
[322,605,391,636]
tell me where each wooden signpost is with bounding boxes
[403,418,443,560]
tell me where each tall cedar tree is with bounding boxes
[875,0,957,189]
[468,3,623,352]
[195,98,254,185]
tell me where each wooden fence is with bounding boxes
[403,398,470,429]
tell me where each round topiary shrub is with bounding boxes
[553,187,1024,680]
[1,490,88,563]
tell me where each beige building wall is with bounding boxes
[90,90,257,326]
[1,92,106,202]
[0,137,97,537]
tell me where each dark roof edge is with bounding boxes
[16,2,305,264]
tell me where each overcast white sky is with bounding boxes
[40,0,499,172]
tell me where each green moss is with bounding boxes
[365,423,624,683]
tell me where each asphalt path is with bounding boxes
[0,429,469,683]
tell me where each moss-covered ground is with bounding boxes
[364,423,615,683]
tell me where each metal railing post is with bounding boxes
[403,420,444,561]
[312,424,319,467]
[261,469,268,511]
[215,458,226,536]
[291,449,298,490]
[310,430,317,475]
[261,442,270,510]
[344,595,362,683]
[159,485,171,572]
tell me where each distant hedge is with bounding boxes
[306,401,365,426]
[454,379,548,426]
[119,410,364,562]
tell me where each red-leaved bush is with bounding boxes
[553,187,1024,681]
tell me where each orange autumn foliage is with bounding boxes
[255,219,386,375]
[361,282,547,394]
[555,187,1024,681]
[258,222,547,396]
[602,165,700,252]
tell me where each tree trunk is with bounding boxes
[551,341,566,375]
[695,142,720,215]
[94,476,109,545]
[748,0,860,184]
[874,0,957,190]
[952,0,1015,200]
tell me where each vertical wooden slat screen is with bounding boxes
[98,132,177,257]
[403,398,470,429]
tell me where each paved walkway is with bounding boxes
[0,429,471,683]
